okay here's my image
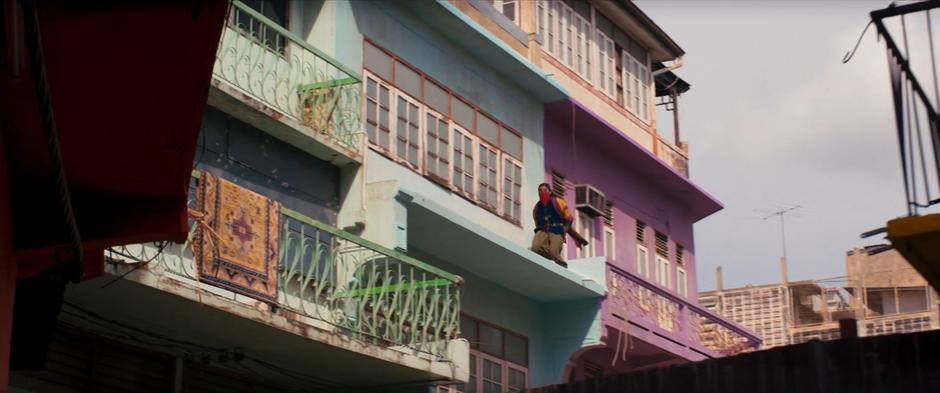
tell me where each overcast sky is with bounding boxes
[634,0,940,290]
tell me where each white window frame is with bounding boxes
[452,124,476,199]
[604,226,615,261]
[576,212,595,259]
[477,141,501,211]
[489,0,520,26]
[393,91,423,171]
[575,13,592,82]
[636,244,649,278]
[677,267,688,298]
[447,350,527,393]
[594,29,616,99]
[502,154,524,224]
[424,108,451,184]
[655,254,671,289]
[622,51,651,123]
[364,72,393,153]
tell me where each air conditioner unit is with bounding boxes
[574,184,607,217]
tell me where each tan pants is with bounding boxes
[531,231,564,262]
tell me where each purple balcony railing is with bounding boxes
[607,265,760,357]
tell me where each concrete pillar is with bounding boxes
[715,266,723,292]
[780,256,788,285]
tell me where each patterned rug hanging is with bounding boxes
[193,170,280,304]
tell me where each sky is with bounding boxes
[634,0,940,290]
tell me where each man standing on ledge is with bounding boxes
[532,183,573,268]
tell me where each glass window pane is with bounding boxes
[461,316,477,347]
[479,324,503,357]
[364,42,393,82]
[505,333,527,366]
[453,99,475,130]
[396,60,422,99]
[426,80,450,115]
[501,129,523,159]
[508,368,526,390]
[477,115,499,146]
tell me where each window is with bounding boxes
[622,51,650,122]
[677,267,688,297]
[456,316,529,393]
[537,1,654,119]
[636,244,649,277]
[604,227,615,260]
[426,110,450,182]
[575,13,592,81]
[362,41,525,225]
[655,255,671,289]
[364,75,392,151]
[235,0,288,54]
[676,244,684,266]
[453,126,475,197]
[395,94,421,169]
[502,157,523,223]
[595,29,616,99]
[487,0,519,25]
[577,212,595,259]
[478,143,500,210]
[655,231,669,258]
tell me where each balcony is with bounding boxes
[71,174,466,388]
[607,265,760,359]
[211,1,363,163]
[656,138,689,177]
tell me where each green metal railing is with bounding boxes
[109,176,462,358]
[213,1,362,150]
[278,207,462,357]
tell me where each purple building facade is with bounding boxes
[544,99,760,380]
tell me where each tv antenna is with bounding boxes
[762,205,802,261]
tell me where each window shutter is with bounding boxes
[635,221,646,243]
[603,201,614,226]
[655,231,669,257]
[551,170,567,197]
[676,244,684,266]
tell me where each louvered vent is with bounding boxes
[676,244,684,265]
[636,221,646,243]
[551,170,567,197]
[655,231,669,257]
[603,201,614,226]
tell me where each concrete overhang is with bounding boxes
[399,190,606,302]
[62,267,467,391]
[546,99,723,222]
[395,1,569,103]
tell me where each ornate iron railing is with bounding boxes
[607,266,759,356]
[213,1,362,150]
[109,176,462,358]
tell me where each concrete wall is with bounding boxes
[197,106,340,224]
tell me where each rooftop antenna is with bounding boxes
[763,205,801,284]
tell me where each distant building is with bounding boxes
[700,247,940,350]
